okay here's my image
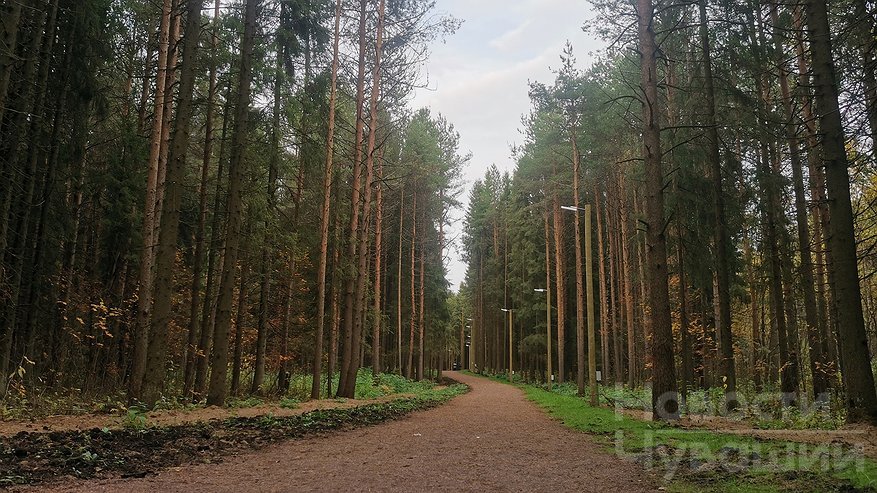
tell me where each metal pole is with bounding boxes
[586,204,598,406]
[460,307,464,369]
[547,287,552,390]
[509,310,513,377]
[470,321,475,372]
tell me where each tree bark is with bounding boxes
[770,3,828,400]
[337,0,370,398]
[310,0,342,400]
[596,192,610,385]
[143,0,203,406]
[698,0,736,403]
[230,262,250,395]
[552,188,566,383]
[407,191,417,380]
[185,0,220,398]
[804,0,877,422]
[207,0,258,406]
[619,173,636,387]
[638,0,678,420]
[373,155,385,376]
[129,0,171,402]
[571,129,586,397]
[0,0,26,129]
[194,86,232,400]
[794,7,837,382]
[342,0,386,396]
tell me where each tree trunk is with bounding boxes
[698,0,736,404]
[336,0,370,398]
[252,56,283,396]
[619,173,636,387]
[417,244,426,381]
[406,191,417,380]
[571,129,586,397]
[608,180,624,384]
[397,190,404,373]
[341,0,386,397]
[310,0,342,400]
[804,0,877,422]
[194,86,232,400]
[552,190,566,383]
[373,155,385,376]
[129,0,171,403]
[207,0,258,407]
[794,6,837,383]
[597,192,610,385]
[142,0,203,406]
[185,0,220,397]
[230,262,250,395]
[638,0,678,420]
[0,0,26,127]
[327,198,343,396]
[770,3,828,400]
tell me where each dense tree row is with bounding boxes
[462,0,877,423]
[0,0,464,407]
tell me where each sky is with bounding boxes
[410,0,606,292]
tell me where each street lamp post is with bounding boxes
[459,309,464,369]
[501,308,513,378]
[535,288,551,390]
[561,204,598,406]
[465,318,473,371]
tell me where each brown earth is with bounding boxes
[39,372,659,492]
[0,395,411,437]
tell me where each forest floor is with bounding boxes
[0,381,465,490]
[11,372,659,492]
[0,393,415,436]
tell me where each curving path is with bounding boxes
[49,372,658,492]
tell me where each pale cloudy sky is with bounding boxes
[410,0,606,291]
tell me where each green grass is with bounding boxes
[480,374,876,492]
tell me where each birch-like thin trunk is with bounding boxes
[311,0,342,399]
[406,191,417,379]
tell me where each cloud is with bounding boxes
[411,0,606,290]
[488,19,533,51]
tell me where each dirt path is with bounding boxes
[41,372,657,492]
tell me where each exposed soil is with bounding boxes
[0,394,412,437]
[1,392,458,489]
[621,409,877,460]
[29,372,658,492]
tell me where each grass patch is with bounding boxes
[478,373,876,492]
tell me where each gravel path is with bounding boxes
[48,372,658,492]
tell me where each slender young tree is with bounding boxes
[311,0,343,400]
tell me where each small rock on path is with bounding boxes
[47,372,658,492]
